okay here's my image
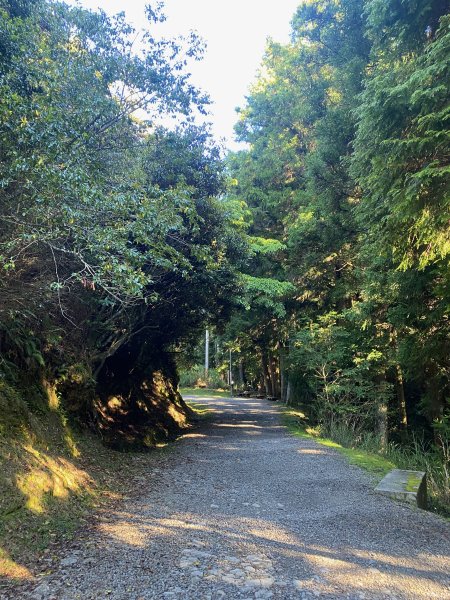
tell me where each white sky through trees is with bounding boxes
[71,0,301,151]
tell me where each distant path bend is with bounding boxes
[22,395,450,600]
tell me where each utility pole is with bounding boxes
[205,328,209,383]
[229,348,233,397]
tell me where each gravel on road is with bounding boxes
[14,395,450,600]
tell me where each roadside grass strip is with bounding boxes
[281,407,395,480]
[180,387,231,399]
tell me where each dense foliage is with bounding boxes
[0,0,244,446]
[219,0,449,508]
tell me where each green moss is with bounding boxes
[336,446,395,477]
[185,402,213,425]
[405,474,422,492]
[186,402,210,414]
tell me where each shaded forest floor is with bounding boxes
[0,414,142,585]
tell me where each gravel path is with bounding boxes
[18,395,450,600]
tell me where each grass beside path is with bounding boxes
[282,406,449,517]
[180,387,231,399]
[184,402,212,423]
[281,407,395,480]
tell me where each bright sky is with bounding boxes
[71,0,301,150]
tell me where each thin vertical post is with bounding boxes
[229,348,233,397]
[205,328,209,383]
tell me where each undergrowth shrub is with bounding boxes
[179,365,224,389]
[0,381,30,435]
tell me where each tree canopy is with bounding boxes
[218,0,449,511]
[0,0,245,446]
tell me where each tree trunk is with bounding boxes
[260,347,272,396]
[215,340,220,370]
[286,378,292,406]
[280,345,287,402]
[388,329,408,433]
[268,352,280,398]
[426,372,445,447]
[395,363,408,431]
[239,358,246,387]
[378,401,388,451]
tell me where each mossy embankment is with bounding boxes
[0,376,195,588]
[180,387,231,399]
[0,380,123,584]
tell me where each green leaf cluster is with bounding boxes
[0,0,246,428]
[224,0,450,460]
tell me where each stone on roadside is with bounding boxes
[224,555,240,564]
[230,568,245,577]
[245,577,274,588]
[375,469,427,508]
[31,583,51,599]
[255,590,274,599]
[294,579,306,590]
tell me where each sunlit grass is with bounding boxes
[186,402,210,414]
[15,445,91,514]
[181,387,231,399]
[0,406,135,582]
[184,401,213,427]
[281,408,394,478]
[0,547,32,582]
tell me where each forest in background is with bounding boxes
[0,0,449,540]
[182,0,450,512]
